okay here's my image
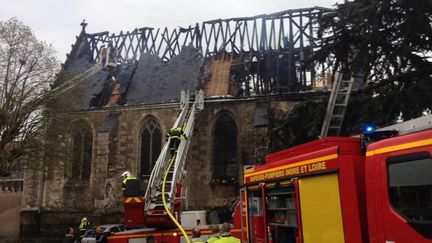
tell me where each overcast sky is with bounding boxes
[1,0,341,62]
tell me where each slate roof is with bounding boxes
[126,45,201,105]
[62,32,203,109]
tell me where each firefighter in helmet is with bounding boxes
[166,127,187,156]
[78,217,90,236]
[122,171,136,191]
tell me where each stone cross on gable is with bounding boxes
[80,19,88,32]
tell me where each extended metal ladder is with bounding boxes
[320,72,354,138]
[144,90,204,222]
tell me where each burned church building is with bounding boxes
[20,7,330,235]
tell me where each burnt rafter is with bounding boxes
[83,7,331,93]
[85,7,328,61]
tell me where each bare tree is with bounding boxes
[0,18,59,176]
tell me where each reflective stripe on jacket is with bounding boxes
[79,221,89,231]
[122,176,136,185]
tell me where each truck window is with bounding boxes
[387,152,432,238]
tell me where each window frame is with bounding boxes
[212,113,238,181]
[386,151,432,239]
[139,117,162,178]
[70,121,93,181]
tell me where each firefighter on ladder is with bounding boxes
[166,127,187,156]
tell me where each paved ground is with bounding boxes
[0,191,22,239]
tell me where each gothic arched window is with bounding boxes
[71,121,93,180]
[213,113,238,180]
[140,117,162,178]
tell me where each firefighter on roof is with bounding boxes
[100,45,107,66]
[105,41,117,69]
[166,127,187,156]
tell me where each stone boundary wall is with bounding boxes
[0,191,22,240]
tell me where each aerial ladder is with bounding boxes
[143,89,204,228]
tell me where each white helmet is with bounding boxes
[82,217,87,222]
[122,171,131,178]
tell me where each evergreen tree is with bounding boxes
[317,0,432,123]
[271,0,432,149]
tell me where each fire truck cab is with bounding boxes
[242,128,432,243]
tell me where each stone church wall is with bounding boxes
[20,97,298,235]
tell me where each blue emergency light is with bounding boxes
[363,124,376,134]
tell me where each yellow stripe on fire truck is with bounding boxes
[124,197,144,203]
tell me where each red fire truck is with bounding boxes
[110,92,431,243]
[242,117,432,243]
